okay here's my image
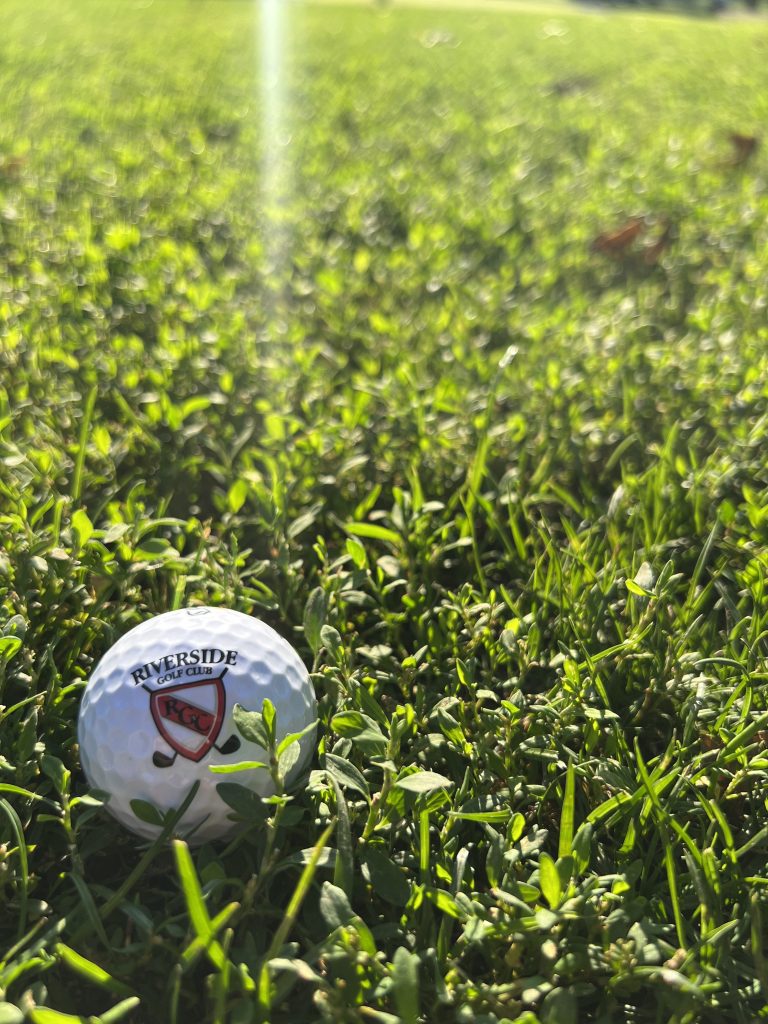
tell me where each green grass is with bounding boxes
[1,0,768,1020]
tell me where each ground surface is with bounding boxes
[1,1,768,1021]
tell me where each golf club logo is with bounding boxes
[149,675,226,764]
[132,647,242,768]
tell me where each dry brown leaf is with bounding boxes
[591,217,646,257]
[0,155,26,179]
[548,75,597,97]
[725,131,759,167]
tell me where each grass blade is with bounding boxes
[71,385,97,504]
[173,840,227,971]
[558,761,576,859]
[0,798,28,939]
[55,943,134,997]
[257,821,336,1020]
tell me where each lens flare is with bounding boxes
[258,0,290,295]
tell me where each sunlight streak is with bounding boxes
[258,0,291,295]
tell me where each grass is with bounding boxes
[1,0,768,1020]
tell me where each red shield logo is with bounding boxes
[149,677,225,763]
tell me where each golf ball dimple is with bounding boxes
[77,607,317,844]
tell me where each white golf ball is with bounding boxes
[77,607,317,844]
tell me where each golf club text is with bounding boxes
[131,647,238,685]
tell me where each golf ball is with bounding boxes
[77,607,317,844]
